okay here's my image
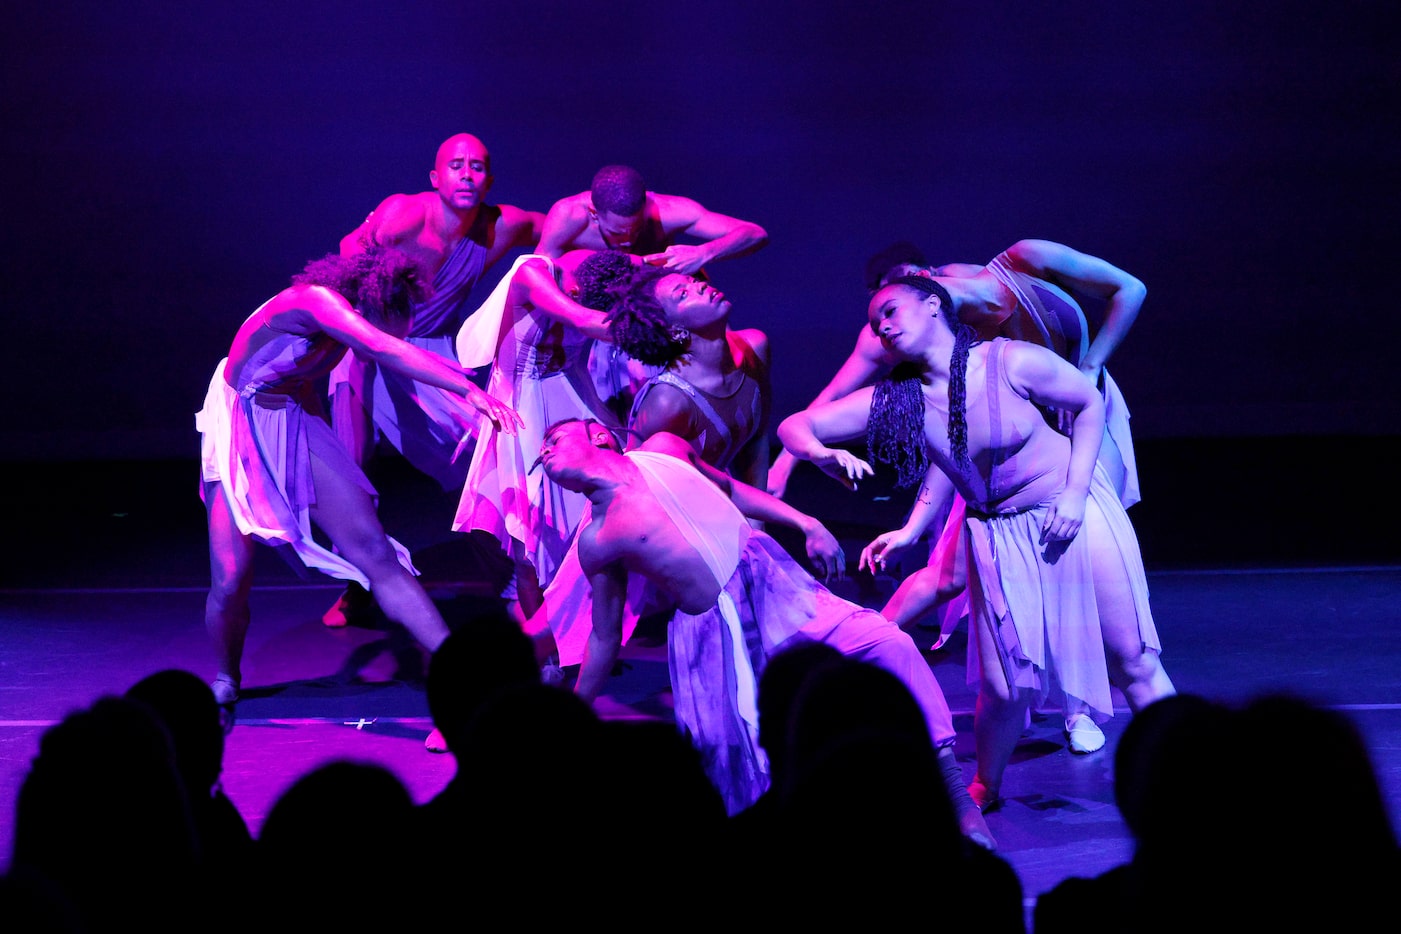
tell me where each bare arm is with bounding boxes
[339,194,422,257]
[1005,341,1105,541]
[512,259,613,340]
[489,204,546,265]
[859,461,956,574]
[776,387,879,492]
[727,327,773,494]
[292,285,522,435]
[574,562,628,703]
[643,194,768,275]
[769,325,893,496]
[1003,239,1145,380]
[536,197,590,259]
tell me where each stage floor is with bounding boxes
[2,450,1398,921]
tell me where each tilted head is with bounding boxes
[533,417,627,490]
[589,164,647,250]
[430,133,492,212]
[604,265,690,366]
[866,275,976,486]
[292,246,433,334]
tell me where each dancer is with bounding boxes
[534,418,994,848]
[777,275,1174,811]
[452,248,638,622]
[197,247,521,723]
[610,264,771,491]
[774,238,1148,754]
[524,262,773,668]
[538,164,768,420]
[323,132,544,626]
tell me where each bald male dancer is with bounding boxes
[325,133,545,626]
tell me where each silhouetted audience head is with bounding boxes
[254,759,416,929]
[1042,691,1400,934]
[754,637,845,781]
[124,668,254,879]
[9,695,203,930]
[426,606,541,753]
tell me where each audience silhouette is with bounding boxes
[749,653,1026,929]
[6,695,207,932]
[124,669,254,876]
[1034,691,1400,932]
[250,759,417,930]
[8,661,1395,934]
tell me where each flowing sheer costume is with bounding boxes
[539,360,768,665]
[922,252,1141,648]
[197,302,416,586]
[327,236,490,490]
[451,255,619,587]
[625,450,957,815]
[945,339,1160,724]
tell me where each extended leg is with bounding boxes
[204,481,256,723]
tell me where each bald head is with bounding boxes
[435,133,490,173]
[430,133,493,209]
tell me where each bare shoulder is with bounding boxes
[544,191,591,221]
[363,193,432,243]
[265,284,346,329]
[632,379,695,431]
[650,191,705,226]
[638,430,699,462]
[729,327,771,371]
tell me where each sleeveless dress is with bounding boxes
[628,450,958,815]
[327,236,491,491]
[628,370,764,472]
[958,339,1160,723]
[197,302,416,586]
[923,253,1142,648]
[451,255,619,587]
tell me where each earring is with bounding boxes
[670,325,691,343]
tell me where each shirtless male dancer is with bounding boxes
[537,164,768,420]
[534,418,995,849]
[324,133,545,626]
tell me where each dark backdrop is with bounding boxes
[4,1,1397,463]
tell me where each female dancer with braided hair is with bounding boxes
[777,275,1175,811]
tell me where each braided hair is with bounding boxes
[866,276,977,487]
[604,265,691,366]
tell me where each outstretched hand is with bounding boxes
[467,385,525,437]
[813,447,874,492]
[859,529,915,576]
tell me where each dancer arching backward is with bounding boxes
[778,275,1174,811]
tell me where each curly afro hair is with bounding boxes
[604,265,690,367]
[292,246,432,331]
[573,249,637,311]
